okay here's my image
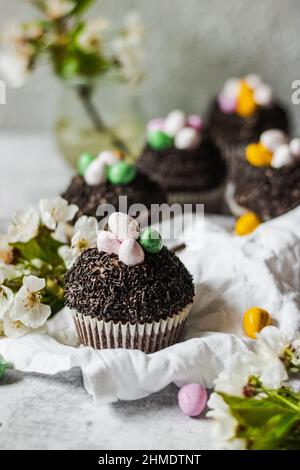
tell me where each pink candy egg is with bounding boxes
[108,212,140,240]
[187,114,203,131]
[218,94,236,114]
[178,383,207,417]
[147,118,165,131]
[118,239,145,266]
[97,230,121,255]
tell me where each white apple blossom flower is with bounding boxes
[52,222,73,244]
[0,285,14,320]
[214,351,259,396]
[123,12,145,46]
[0,50,31,88]
[207,392,246,449]
[290,338,300,367]
[0,234,14,264]
[10,275,51,329]
[8,207,40,243]
[45,0,74,20]
[0,262,22,282]
[59,216,98,269]
[39,196,78,231]
[3,315,28,338]
[77,17,109,52]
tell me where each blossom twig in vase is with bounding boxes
[0,0,145,154]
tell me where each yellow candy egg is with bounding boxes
[246,142,273,167]
[243,307,271,339]
[236,81,257,117]
[235,212,261,236]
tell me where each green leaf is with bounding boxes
[12,239,45,262]
[0,357,8,380]
[11,228,63,265]
[251,413,300,450]
[71,0,95,15]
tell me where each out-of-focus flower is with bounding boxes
[59,216,97,268]
[0,262,22,282]
[45,0,74,20]
[8,208,40,243]
[10,275,51,329]
[39,196,78,231]
[77,17,109,52]
[3,315,28,338]
[0,234,14,265]
[123,12,145,46]
[0,49,33,88]
[0,285,14,320]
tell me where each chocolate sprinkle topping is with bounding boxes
[62,171,166,221]
[64,247,194,323]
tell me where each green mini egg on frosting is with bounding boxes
[139,228,163,254]
[106,161,137,185]
[147,130,174,151]
[78,152,95,176]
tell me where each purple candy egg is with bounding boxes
[218,94,236,114]
[178,383,207,417]
[187,114,203,131]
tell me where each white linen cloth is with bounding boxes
[1,207,300,403]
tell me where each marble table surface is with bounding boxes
[0,132,216,450]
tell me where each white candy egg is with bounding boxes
[254,84,273,106]
[84,158,106,185]
[118,239,145,266]
[223,78,240,98]
[175,127,200,150]
[260,129,287,152]
[108,212,140,240]
[98,150,120,166]
[289,138,300,158]
[271,144,294,168]
[245,74,262,89]
[164,110,186,137]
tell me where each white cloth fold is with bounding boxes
[1,208,300,403]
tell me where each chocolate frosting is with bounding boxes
[206,99,289,145]
[65,247,194,323]
[233,157,300,220]
[62,171,167,221]
[137,136,226,192]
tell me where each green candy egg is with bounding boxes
[107,162,137,185]
[147,130,173,150]
[139,228,163,254]
[77,152,95,176]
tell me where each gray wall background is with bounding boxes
[1,0,300,132]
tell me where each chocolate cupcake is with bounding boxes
[137,110,227,212]
[65,213,194,353]
[206,75,290,178]
[228,130,300,220]
[62,150,166,222]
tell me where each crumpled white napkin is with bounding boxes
[1,208,300,403]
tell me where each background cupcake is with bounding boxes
[62,150,166,222]
[65,213,194,353]
[137,110,227,212]
[206,75,290,177]
[228,130,300,220]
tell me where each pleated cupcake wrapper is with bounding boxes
[167,182,226,214]
[72,304,192,354]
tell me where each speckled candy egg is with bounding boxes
[178,383,207,417]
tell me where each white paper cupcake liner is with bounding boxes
[167,182,226,214]
[72,304,192,353]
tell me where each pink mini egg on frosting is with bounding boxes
[245,74,262,89]
[163,110,186,137]
[218,94,237,114]
[97,230,121,255]
[147,118,165,131]
[187,114,203,131]
[175,127,200,150]
[254,84,273,107]
[108,212,140,241]
[178,383,207,417]
[118,239,145,266]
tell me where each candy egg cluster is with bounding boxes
[146,110,203,151]
[245,130,300,168]
[97,212,163,266]
[218,75,273,117]
[77,150,137,186]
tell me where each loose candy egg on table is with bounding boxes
[147,130,174,151]
[260,130,287,152]
[243,307,272,339]
[106,161,137,185]
[108,212,140,241]
[84,158,106,186]
[118,239,145,266]
[139,228,163,254]
[271,144,294,169]
[246,142,273,167]
[175,127,200,150]
[289,138,300,158]
[235,212,261,236]
[178,384,207,417]
[163,110,186,137]
[77,152,95,176]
